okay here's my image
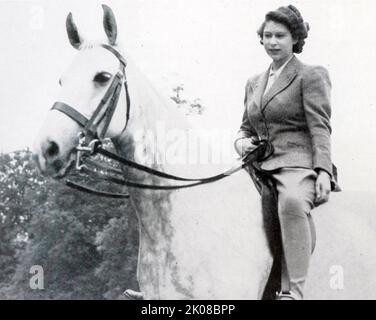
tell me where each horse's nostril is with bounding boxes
[43,141,60,158]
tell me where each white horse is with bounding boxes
[33,5,273,299]
[33,5,376,299]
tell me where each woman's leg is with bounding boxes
[272,168,317,300]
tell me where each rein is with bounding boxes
[66,140,270,198]
[51,44,273,198]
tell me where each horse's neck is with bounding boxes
[112,106,175,234]
[117,58,195,178]
[112,58,228,239]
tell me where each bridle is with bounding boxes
[51,44,274,198]
[52,44,130,142]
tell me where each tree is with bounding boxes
[0,149,44,284]
[0,146,139,299]
[170,85,187,105]
[170,85,205,115]
[95,213,139,299]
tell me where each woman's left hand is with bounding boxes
[314,170,331,205]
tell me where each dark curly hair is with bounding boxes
[257,5,310,54]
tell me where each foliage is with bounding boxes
[95,214,139,300]
[0,149,43,284]
[171,85,205,115]
[0,147,138,299]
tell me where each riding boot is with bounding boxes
[123,289,144,300]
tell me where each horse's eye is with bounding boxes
[93,72,112,84]
[58,79,62,86]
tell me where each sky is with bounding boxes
[1,0,376,191]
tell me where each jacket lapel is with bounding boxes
[261,56,300,111]
[252,67,270,109]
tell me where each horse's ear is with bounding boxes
[102,4,117,45]
[66,12,82,49]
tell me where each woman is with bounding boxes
[234,5,339,300]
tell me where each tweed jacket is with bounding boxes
[237,56,333,177]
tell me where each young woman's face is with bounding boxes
[262,20,297,65]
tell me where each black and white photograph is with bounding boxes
[0,0,375,303]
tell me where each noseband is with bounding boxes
[51,44,273,198]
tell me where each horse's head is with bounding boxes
[33,5,129,178]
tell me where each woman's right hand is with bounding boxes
[234,137,259,157]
